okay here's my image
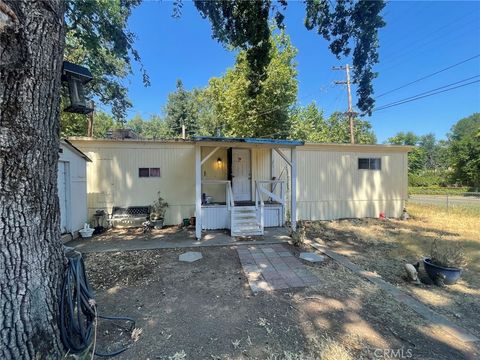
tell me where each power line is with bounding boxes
[377,54,480,98]
[379,13,478,66]
[373,78,480,112]
[377,75,480,106]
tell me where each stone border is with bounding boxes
[309,241,478,343]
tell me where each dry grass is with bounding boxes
[401,203,479,273]
[304,202,480,338]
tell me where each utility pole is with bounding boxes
[333,64,357,144]
[87,100,94,137]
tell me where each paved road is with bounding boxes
[409,194,480,207]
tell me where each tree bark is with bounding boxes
[0,1,66,358]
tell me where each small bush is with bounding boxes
[430,238,468,268]
[291,221,306,247]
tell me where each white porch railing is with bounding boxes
[201,179,285,235]
[201,180,234,209]
[255,180,286,205]
[255,180,286,232]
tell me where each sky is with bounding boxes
[120,0,480,143]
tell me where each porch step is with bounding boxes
[231,206,263,237]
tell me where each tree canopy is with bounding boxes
[290,103,376,143]
[164,80,199,137]
[448,113,480,188]
[192,0,385,114]
[201,30,298,138]
[60,0,386,135]
[387,115,480,189]
[64,0,148,120]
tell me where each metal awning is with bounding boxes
[193,136,304,147]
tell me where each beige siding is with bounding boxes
[71,139,409,225]
[75,141,195,225]
[201,147,228,202]
[296,145,407,220]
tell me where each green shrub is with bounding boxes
[408,186,471,195]
[408,171,449,187]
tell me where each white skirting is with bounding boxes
[201,204,284,230]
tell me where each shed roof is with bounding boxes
[61,139,92,162]
[193,136,304,147]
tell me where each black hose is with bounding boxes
[60,249,135,357]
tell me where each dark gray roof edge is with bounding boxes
[62,139,92,162]
[193,136,304,146]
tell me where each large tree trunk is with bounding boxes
[0,1,66,358]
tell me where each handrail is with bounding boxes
[201,180,234,209]
[255,180,286,205]
[255,185,265,232]
[226,181,234,210]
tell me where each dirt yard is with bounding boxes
[84,242,478,359]
[304,202,480,341]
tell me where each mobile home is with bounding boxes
[69,137,410,240]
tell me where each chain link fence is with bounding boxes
[408,192,480,214]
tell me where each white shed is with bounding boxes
[58,139,90,240]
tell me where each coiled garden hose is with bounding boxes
[60,248,135,357]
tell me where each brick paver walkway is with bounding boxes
[236,244,320,293]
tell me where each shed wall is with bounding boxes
[59,143,88,232]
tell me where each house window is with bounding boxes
[139,167,161,177]
[139,168,150,177]
[358,158,381,170]
[149,168,160,177]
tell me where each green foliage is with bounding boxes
[447,113,480,189]
[192,0,386,114]
[201,30,298,138]
[408,186,471,196]
[61,112,88,137]
[388,114,480,189]
[126,114,170,139]
[386,131,438,174]
[164,80,199,138]
[93,111,115,138]
[60,110,114,138]
[63,0,148,122]
[194,0,275,97]
[408,171,450,187]
[289,104,376,143]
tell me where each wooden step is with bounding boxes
[231,205,264,236]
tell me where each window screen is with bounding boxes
[139,168,150,177]
[149,168,160,177]
[358,158,381,170]
[370,158,381,170]
[358,158,370,169]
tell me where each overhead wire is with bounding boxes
[373,76,480,112]
[376,54,480,98]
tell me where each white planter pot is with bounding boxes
[79,228,94,238]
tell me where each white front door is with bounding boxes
[57,161,68,233]
[232,148,251,201]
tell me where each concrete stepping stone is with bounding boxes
[299,252,325,263]
[179,251,203,262]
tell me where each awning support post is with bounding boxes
[291,147,297,232]
[195,144,202,240]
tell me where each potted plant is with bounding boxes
[150,192,168,229]
[423,239,467,285]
